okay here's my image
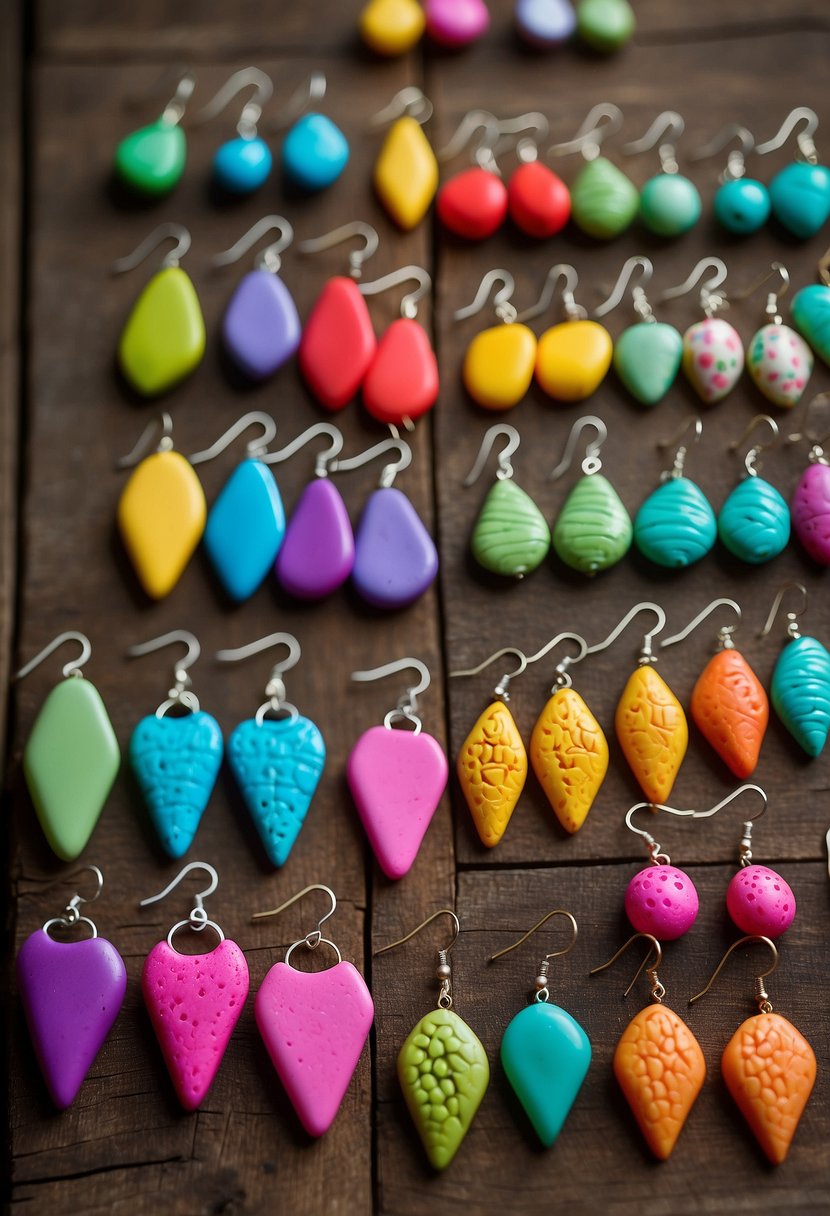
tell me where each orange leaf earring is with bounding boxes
[689,935,816,1165]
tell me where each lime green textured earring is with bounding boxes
[16,633,120,861]
[594,256,683,406]
[114,72,194,198]
[552,102,638,240]
[549,415,632,576]
[622,111,701,238]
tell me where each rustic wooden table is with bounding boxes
[4,2,830,1213]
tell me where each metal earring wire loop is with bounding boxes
[758,582,808,640]
[159,71,196,126]
[490,908,578,961]
[449,647,528,703]
[329,436,411,488]
[216,632,302,722]
[139,861,225,948]
[728,414,779,477]
[683,783,768,868]
[188,411,277,465]
[756,107,819,163]
[462,423,521,486]
[656,415,703,479]
[271,69,327,130]
[116,413,174,469]
[454,269,517,324]
[15,631,92,681]
[350,658,431,734]
[297,221,380,281]
[660,598,741,650]
[212,215,294,274]
[127,630,202,717]
[550,101,623,159]
[374,909,460,1009]
[495,112,549,164]
[688,934,778,1011]
[112,223,191,274]
[594,256,654,319]
[437,109,500,172]
[194,66,273,136]
[585,602,667,665]
[515,263,582,323]
[785,391,830,456]
[548,415,607,480]
[590,933,665,1002]
[691,123,755,165]
[358,265,431,319]
[251,883,340,964]
[524,631,589,691]
[622,110,685,174]
[41,864,104,937]
[371,87,433,128]
[660,257,728,313]
[262,422,344,476]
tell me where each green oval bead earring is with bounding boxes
[114,72,194,199]
[595,255,683,406]
[622,110,701,238]
[552,102,638,240]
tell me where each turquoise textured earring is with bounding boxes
[634,417,717,569]
[196,67,273,194]
[661,257,744,406]
[278,71,349,192]
[760,583,830,758]
[756,107,830,240]
[622,111,701,237]
[594,256,682,406]
[491,910,590,1148]
[551,102,638,240]
[691,123,770,235]
[216,633,325,867]
[548,415,632,575]
[114,72,194,198]
[718,415,790,565]
[127,631,223,859]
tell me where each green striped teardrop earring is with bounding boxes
[550,102,638,240]
[548,415,632,576]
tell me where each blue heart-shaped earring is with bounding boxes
[692,123,771,236]
[127,631,224,859]
[278,71,349,193]
[756,107,830,240]
[197,67,274,195]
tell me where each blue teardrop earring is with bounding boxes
[196,67,274,195]
[756,107,830,240]
[759,583,830,758]
[633,416,717,569]
[213,215,301,382]
[215,633,326,868]
[692,123,770,236]
[621,110,701,238]
[718,415,790,565]
[127,631,224,859]
[277,70,349,193]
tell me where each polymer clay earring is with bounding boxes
[16,867,126,1108]
[359,0,426,56]
[575,0,635,52]
[277,70,349,193]
[498,112,571,239]
[660,599,768,779]
[357,265,439,426]
[622,802,701,941]
[515,0,576,48]
[717,415,790,564]
[450,647,528,847]
[436,110,508,240]
[622,111,702,237]
[689,936,815,1164]
[116,414,206,600]
[791,246,830,368]
[756,106,830,239]
[491,910,590,1146]
[375,910,489,1170]
[139,863,248,1111]
[462,424,551,578]
[114,223,205,398]
[213,216,300,382]
[454,270,536,411]
[372,87,438,230]
[591,935,705,1160]
[216,633,325,867]
[548,415,632,575]
[297,221,379,410]
[331,435,438,608]
[739,263,813,407]
[126,631,223,858]
[633,416,717,569]
[594,256,683,407]
[691,123,770,236]
[661,257,744,405]
[521,264,613,402]
[267,423,354,600]
[195,67,273,194]
[251,884,373,1136]
[424,0,491,47]
[16,633,119,860]
[347,658,448,878]
[113,71,194,198]
[550,102,638,240]
[786,392,830,565]
[759,582,830,757]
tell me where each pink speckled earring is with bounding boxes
[623,801,700,942]
[139,862,249,1111]
[250,883,374,1137]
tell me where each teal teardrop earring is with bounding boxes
[791,245,830,369]
[114,72,194,198]
[661,257,744,406]
[195,67,273,195]
[594,255,682,406]
[463,424,551,579]
[113,223,206,398]
[622,110,701,237]
[277,71,349,193]
[633,416,717,569]
[760,583,830,758]
[491,910,591,1148]
[691,123,770,236]
[548,415,632,576]
[718,415,790,565]
[756,107,830,240]
[551,102,638,240]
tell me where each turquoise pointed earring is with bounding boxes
[633,416,717,569]
[113,71,194,198]
[195,67,273,195]
[16,633,120,862]
[114,224,206,399]
[491,910,590,1148]
[736,263,813,408]
[548,415,632,576]
[621,110,701,237]
[759,583,830,758]
[661,257,744,405]
[594,256,682,406]
[791,244,830,369]
[276,71,349,193]
[127,631,223,860]
[718,415,790,565]
[216,633,325,868]
[550,102,638,240]
[691,123,770,235]
[756,107,830,240]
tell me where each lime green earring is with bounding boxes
[551,102,638,240]
[114,72,194,199]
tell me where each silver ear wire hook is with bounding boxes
[116,413,174,469]
[691,123,755,181]
[297,221,380,281]
[548,415,607,481]
[371,86,433,128]
[262,422,344,477]
[139,861,224,948]
[585,602,667,666]
[660,598,741,651]
[437,109,500,172]
[515,264,583,323]
[682,784,768,869]
[733,262,789,327]
[688,934,778,1011]
[454,269,517,324]
[216,632,302,725]
[490,908,578,1004]
[594,256,654,319]
[622,110,685,174]
[194,67,273,137]
[660,257,728,315]
[351,657,431,733]
[656,415,702,480]
[272,70,327,130]
[786,391,830,464]
[112,223,191,274]
[449,647,528,703]
[550,102,623,160]
[756,107,818,164]
[374,909,460,1009]
[127,630,202,716]
[524,631,589,691]
[15,631,92,681]
[357,265,431,319]
[329,436,411,488]
[624,801,698,867]
[462,424,521,486]
[495,112,549,164]
[251,883,341,965]
[212,215,294,274]
[727,413,779,477]
[590,933,665,1002]
[159,71,196,126]
[42,865,105,939]
[758,582,807,641]
[188,411,277,465]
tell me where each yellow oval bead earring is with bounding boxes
[521,263,613,403]
[454,269,536,411]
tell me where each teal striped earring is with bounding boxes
[760,582,830,758]
[718,414,790,564]
[633,416,716,569]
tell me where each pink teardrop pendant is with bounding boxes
[276,478,355,599]
[299,277,377,410]
[791,461,830,565]
[347,724,448,878]
[361,318,439,426]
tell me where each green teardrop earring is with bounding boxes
[552,102,638,240]
[114,72,194,199]
[595,255,683,406]
[621,110,701,238]
[549,415,632,576]
[463,424,551,579]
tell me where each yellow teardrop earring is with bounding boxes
[454,269,536,411]
[371,87,438,231]
[521,263,613,403]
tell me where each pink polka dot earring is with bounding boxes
[623,801,701,942]
[737,262,813,408]
[661,256,744,405]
